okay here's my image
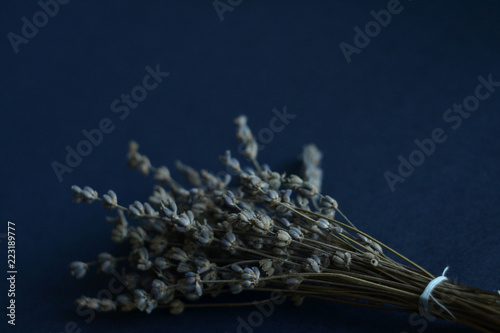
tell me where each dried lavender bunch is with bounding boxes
[69,116,500,332]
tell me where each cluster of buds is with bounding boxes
[67,116,499,333]
[68,117,360,316]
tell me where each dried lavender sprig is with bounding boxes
[301,144,323,194]
[234,115,260,171]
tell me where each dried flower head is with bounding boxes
[69,261,88,279]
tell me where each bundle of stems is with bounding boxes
[69,116,500,332]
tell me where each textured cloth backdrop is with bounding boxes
[1,1,499,332]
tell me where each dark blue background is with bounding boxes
[1,1,499,332]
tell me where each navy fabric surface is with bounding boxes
[1,1,499,332]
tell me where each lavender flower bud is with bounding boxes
[234,115,258,160]
[128,201,145,218]
[289,227,304,242]
[244,140,258,161]
[125,273,140,290]
[149,185,172,207]
[281,189,292,203]
[321,195,338,208]
[186,272,200,285]
[284,175,303,190]
[305,257,321,273]
[236,209,255,229]
[116,295,135,312]
[129,226,147,248]
[131,247,152,271]
[248,175,269,192]
[280,218,291,228]
[97,252,116,274]
[249,237,264,250]
[154,257,170,271]
[99,299,117,312]
[275,230,292,247]
[357,233,372,246]
[102,190,118,209]
[299,181,317,198]
[230,283,243,294]
[170,247,188,262]
[290,295,305,307]
[195,258,211,274]
[160,199,178,219]
[259,259,275,276]
[263,190,280,204]
[286,277,302,290]
[222,191,237,207]
[222,232,237,252]
[153,166,171,185]
[143,202,157,216]
[151,279,168,300]
[264,170,282,190]
[111,224,128,243]
[175,211,195,232]
[177,262,192,274]
[195,224,214,246]
[370,241,384,254]
[150,235,168,255]
[320,195,338,217]
[241,267,260,289]
[252,214,273,234]
[296,194,309,209]
[69,261,88,279]
[169,299,185,315]
[219,150,241,173]
[175,160,201,186]
[231,263,243,274]
[134,289,148,311]
[127,141,151,176]
[71,185,98,203]
[316,218,331,230]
